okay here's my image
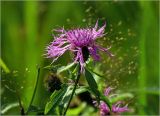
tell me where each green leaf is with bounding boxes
[27,105,43,113]
[57,62,76,74]
[86,67,104,78]
[66,102,86,115]
[85,68,100,99]
[58,85,89,115]
[85,69,98,88]
[43,64,61,69]
[44,84,68,114]
[43,64,61,73]
[75,86,89,94]
[110,93,134,103]
[58,85,73,114]
[84,69,112,110]
[100,93,112,110]
[72,64,79,74]
[61,86,73,105]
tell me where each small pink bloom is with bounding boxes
[104,86,114,96]
[112,101,129,113]
[99,101,110,116]
[98,87,129,116]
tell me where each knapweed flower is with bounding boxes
[46,20,113,72]
[95,87,129,116]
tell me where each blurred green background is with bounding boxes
[1,1,159,115]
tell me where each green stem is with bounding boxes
[63,64,81,116]
[16,90,25,115]
[26,67,40,114]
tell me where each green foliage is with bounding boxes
[110,93,134,104]
[45,84,89,115]
[66,102,87,115]
[85,68,100,102]
[44,62,76,74]
[27,105,43,113]
[1,1,159,115]
[57,62,76,74]
[43,64,61,72]
[44,84,68,114]
[59,86,88,115]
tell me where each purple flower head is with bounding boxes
[112,101,129,113]
[99,101,110,116]
[46,20,114,72]
[98,87,129,116]
[104,86,114,96]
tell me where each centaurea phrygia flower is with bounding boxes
[99,101,110,116]
[96,87,129,116]
[46,20,114,72]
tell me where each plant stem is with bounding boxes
[63,64,81,116]
[16,90,25,115]
[26,67,40,114]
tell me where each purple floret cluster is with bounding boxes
[95,87,129,116]
[46,20,113,72]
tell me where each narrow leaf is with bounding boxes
[110,93,134,103]
[85,68,99,99]
[57,62,76,74]
[27,105,43,112]
[87,67,104,78]
[75,86,89,94]
[59,86,88,115]
[43,64,61,73]
[44,84,68,114]
[100,93,112,110]
[43,64,61,70]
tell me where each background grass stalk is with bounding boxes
[23,1,39,111]
[138,1,154,114]
[0,58,10,73]
[26,68,40,114]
